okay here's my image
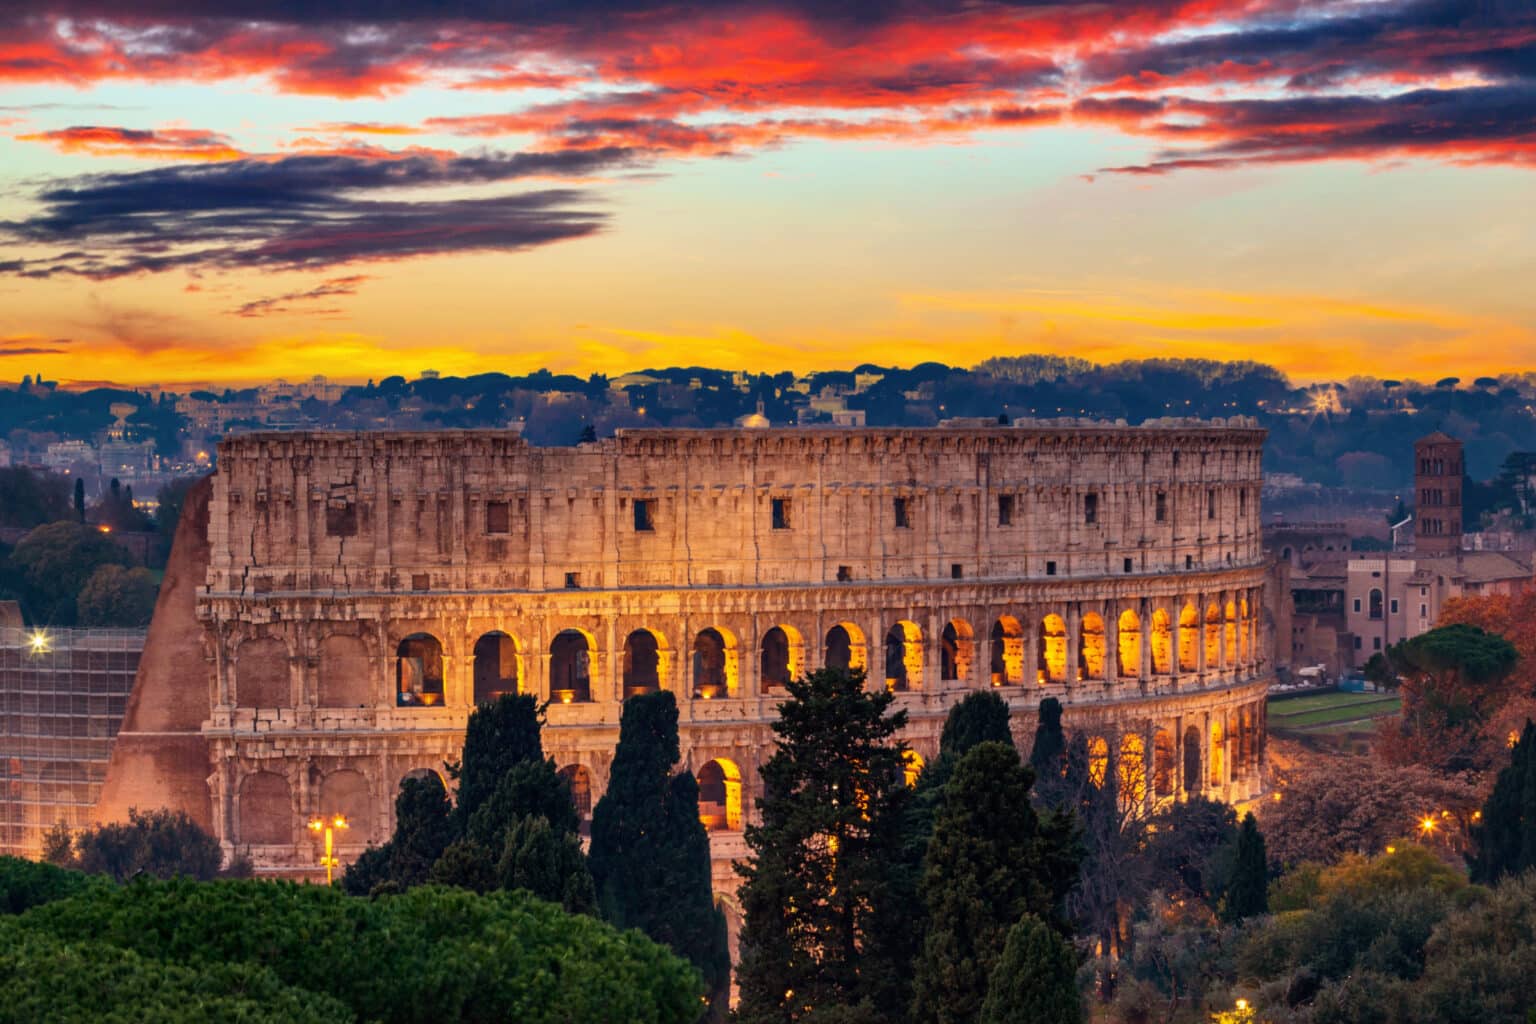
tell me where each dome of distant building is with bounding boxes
[735,399,770,428]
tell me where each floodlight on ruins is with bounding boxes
[307,814,350,885]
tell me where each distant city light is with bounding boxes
[28,631,50,655]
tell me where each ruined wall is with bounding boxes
[101,423,1273,888]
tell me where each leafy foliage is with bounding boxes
[0,467,71,530]
[589,691,729,1005]
[977,915,1084,1024]
[1375,624,1519,773]
[1220,813,1268,923]
[8,521,133,625]
[1144,797,1238,905]
[450,693,545,828]
[1470,719,1536,884]
[75,564,159,627]
[47,808,226,882]
[735,667,912,1023]
[0,857,94,914]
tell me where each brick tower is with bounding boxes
[1414,431,1463,554]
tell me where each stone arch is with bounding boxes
[558,764,594,836]
[698,758,743,832]
[884,620,923,692]
[1239,597,1251,664]
[1039,614,1067,683]
[622,628,668,699]
[1079,612,1106,680]
[1153,728,1175,798]
[693,626,739,699]
[760,624,804,692]
[235,637,289,709]
[402,766,446,790]
[317,633,370,708]
[395,632,444,707]
[238,770,292,846]
[990,616,1024,686]
[1117,609,1141,678]
[1209,718,1225,788]
[940,619,974,683]
[1204,604,1222,668]
[319,768,372,844]
[903,750,926,788]
[824,621,867,674]
[1087,736,1109,788]
[1178,603,1199,672]
[1224,600,1239,666]
[1150,609,1173,674]
[473,631,521,705]
[1118,733,1147,813]
[550,628,593,703]
[1183,725,1201,795]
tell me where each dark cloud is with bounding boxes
[0,346,69,355]
[232,275,371,317]
[0,149,628,279]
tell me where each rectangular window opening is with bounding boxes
[633,499,655,532]
[564,572,581,589]
[893,496,911,529]
[1124,557,1134,573]
[771,497,791,530]
[1045,560,1057,576]
[1084,493,1098,525]
[486,500,510,534]
[951,563,963,580]
[1155,492,1167,522]
[1184,555,1193,569]
[998,494,1014,526]
[1207,489,1216,519]
[325,499,357,537]
[836,565,852,582]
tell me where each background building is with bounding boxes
[1414,431,1464,554]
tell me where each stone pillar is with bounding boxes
[1066,603,1081,686]
[603,615,619,703]
[1022,609,1040,687]
[1196,594,1209,677]
[1104,602,1119,688]
[1139,599,1153,687]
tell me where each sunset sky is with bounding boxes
[1,0,1533,387]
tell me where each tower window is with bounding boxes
[771,497,791,530]
[633,499,655,532]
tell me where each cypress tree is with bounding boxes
[385,772,454,888]
[977,915,1083,1024]
[735,667,912,1023]
[939,690,1013,760]
[589,691,729,1007]
[912,742,1079,1024]
[73,478,85,522]
[1470,719,1536,883]
[1221,812,1269,922]
[450,693,545,827]
[1029,698,1067,799]
[497,814,597,915]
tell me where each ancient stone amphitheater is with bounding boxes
[97,421,1272,910]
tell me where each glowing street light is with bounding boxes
[28,631,50,655]
[307,814,349,885]
[1419,815,1438,836]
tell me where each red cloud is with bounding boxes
[14,125,245,160]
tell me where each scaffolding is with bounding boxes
[0,626,144,859]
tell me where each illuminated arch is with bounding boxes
[1117,609,1141,678]
[395,633,444,707]
[1087,736,1109,788]
[1204,604,1222,668]
[472,631,522,704]
[903,750,926,788]
[558,764,594,836]
[1209,719,1225,788]
[1224,600,1239,666]
[990,616,1024,686]
[1239,597,1251,664]
[550,628,594,703]
[1182,725,1201,794]
[1150,609,1173,675]
[884,621,923,692]
[698,758,743,832]
[760,624,804,692]
[1152,728,1175,798]
[1079,612,1106,680]
[622,628,668,699]
[1118,733,1147,813]
[693,626,739,699]
[940,619,974,683]
[1178,604,1199,672]
[824,621,867,674]
[1039,614,1067,683]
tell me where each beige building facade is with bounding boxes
[97,422,1273,905]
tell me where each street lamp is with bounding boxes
[307,814,349,885]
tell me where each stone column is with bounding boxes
[1066,603,1082,687]
[1022,609,1040,687]
[1104,601,1119,689]
[1139,599,1153,688]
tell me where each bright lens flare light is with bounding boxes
[28,631,50,654]
[1419,815,1438,835]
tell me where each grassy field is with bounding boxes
[1268,690,1401,736]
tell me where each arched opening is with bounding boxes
[1039,614,1067,683]
[238,771,292,846]
[1369,588,1383,620]
[1153,728,1175,798]
[697,758,743,832]
[318,634,371,708]
[1224,601,1239,666]
[823,622,867,674]
[1238,597,1251,664]
[472,631,521,705]
[236,637,289,709]
[760,625,803,692]
[1079,612,1106,680]
[401,767,446,792]
[1203,604,1222,669]
[622,629,665,699]
[1118,734,1147,814]
[990,616,1024,686]
[693,627,738,699]
[1087,736,1109,788]
[884,621,923,692]
[395,633,444,707]
[1178,604,1199,672]
[940,620,973,682]
[320,769,372,845]
[1209,719,1225,788]
[903,750,926,788]
[1182,726,1201,794]
[558,764,594,837]
[1117,609,1141,678]
[549,629,593,703]
[1150,609,1173,675]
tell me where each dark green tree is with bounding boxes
[450,693,545,827]
[0,467,71,530]
[1470,719,1536,884]
[9,521,133,624]
[977,915,1084,1024]
[47,808,225,882]
[75,564,159,627]
[912,742,1080,1024]
[940,690,1013,760]
[497,814,597,915]
[588,691,729,1006]
[1375,623,1519,773]
[735,667,912,1023]
[72,478,85,522]
[385,772,455,888]
[1144,797,1238,905]
[1221,812,1269,922]
[1029,698,1068,802]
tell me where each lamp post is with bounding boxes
[307,814,349,885]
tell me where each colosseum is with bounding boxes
[96,420,1272,906]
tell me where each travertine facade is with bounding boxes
[98,422,1272,909]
